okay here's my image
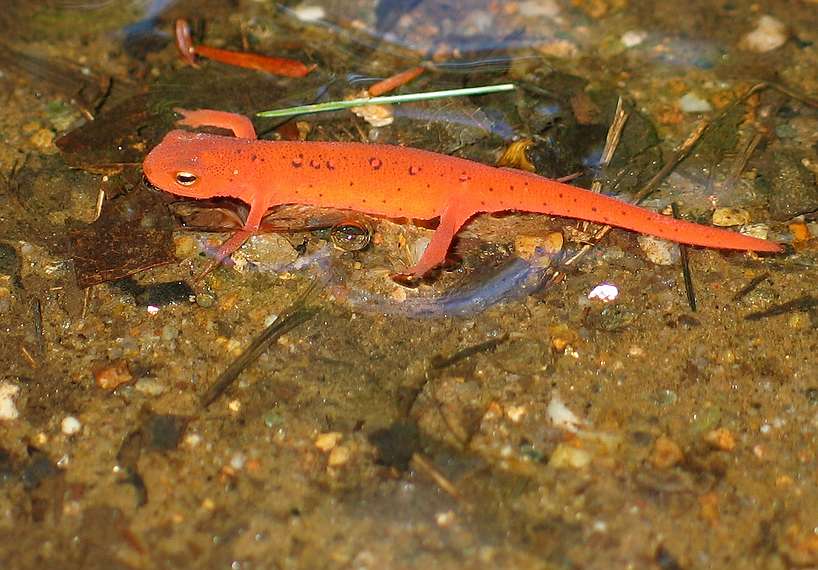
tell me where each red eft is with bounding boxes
[143,109,782,278]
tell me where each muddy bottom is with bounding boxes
[2,1,818,569]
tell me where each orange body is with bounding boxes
[143,109,781,277]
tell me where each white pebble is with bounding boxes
[621,30,647,48]
[292,4,325,22]
[229,452,246,470]
[739,15,788,53]
[588,283,619,302]
[61,416,82,435]
[0,382,20,420]
[678,92,713,113]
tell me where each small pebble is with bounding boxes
[638,235,679,265]
[236,234,299,271]
[650,435,684,469]
[548,444,592,469]
[712,207,750,227]
[789,220,810,242]
[61,416,82,435]
[0,382,21,420]
[435,510,456,527]
[195,293,216,308]
[741,223,770,241]
[93,360,133,390]
[134,378,167,396]
[514,232,563,268]
[292,4,326,22]
[328,445,351,467]
[628,345,645,357]
[161,325,179,341]
[315,432,342,452]
[506,405,527,423]
[184,433,202,447]
[678,93,713,113]
[704,427,735,451]
[621,30,647,48]
[739,15,788,53]
[229,452,246,470]
[29,128,55,151]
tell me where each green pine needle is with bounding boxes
[256,83,515,118]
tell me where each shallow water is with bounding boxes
[1,1,818,569]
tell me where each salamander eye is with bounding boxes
[175,171,198,186]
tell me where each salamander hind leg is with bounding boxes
[174,108,257,139]
[391,206,473,286]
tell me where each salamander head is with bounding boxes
[143,130,245,199]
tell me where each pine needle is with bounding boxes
[256,83,515,118]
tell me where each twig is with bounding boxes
[411,452,464,503]
[672,203,697,312]
[31,298,44,353]
[20,346,37,368]
[727,132,763,185]
[92,189,105,222]
[200,281,319,409]
[546,98,629,282]
[81,286,92,320]
[745,295,818,321]
[548,86,752,282]
[632,120,710,204]
[732,272,769,302]
[430,334,509,369]
[591,97,629,195]
[367,65,426,97]
[553,80,815,297]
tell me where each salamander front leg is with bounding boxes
[174,108,257,139]
[391,206,472,286]
[194,200,267,281]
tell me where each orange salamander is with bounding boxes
[143,109,782,279]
